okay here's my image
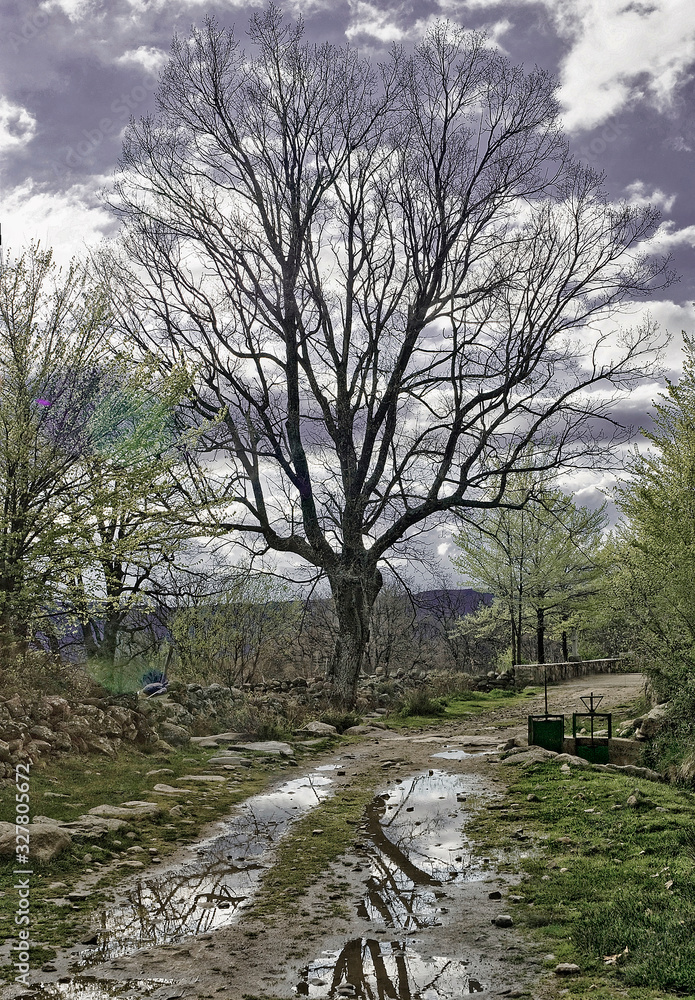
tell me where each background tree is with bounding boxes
[170,564,300,686]
[452,479,607,663]
[0,243,112,640]
[102,8,670,699]
[612,336,695,712]
[53,356,222,676]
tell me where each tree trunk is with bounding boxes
[327,571,381,702]
[536,607,545,664]
[562,630,569,662]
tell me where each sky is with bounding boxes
[1,0,694,579]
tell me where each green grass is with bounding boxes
[0,740,324,977]
[472,760,695,997]
[387,686,541,729]
[252,778,378,919]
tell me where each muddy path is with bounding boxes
[18,672,646,1000]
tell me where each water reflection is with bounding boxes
[357,770,481,930]
[431,749,495,761]
[25,980,182,999]
[295,939,485,998]
[79,772,333,964]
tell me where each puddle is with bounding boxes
[295,938,485,998]
[355,770,483,931]
[24,980,183,999]
[431,748,495,760]
[78,772,334,965]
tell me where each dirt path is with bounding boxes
[22,672,646,1000]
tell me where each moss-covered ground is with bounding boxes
[472,760,695,999]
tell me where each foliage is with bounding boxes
[452,473,607,663]
[592,333,695,778]
[170,568,301,686]
[0,243,112,635]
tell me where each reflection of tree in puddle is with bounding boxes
[296,938,484,998]
[79,773,333,965]
[28,979,183,999]
[357,771,478,931]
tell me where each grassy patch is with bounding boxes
[252,780,378,919]
[387,686,541,729]
[472,760,695,997]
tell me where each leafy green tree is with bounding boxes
[53,356,226,671]
[614,337,695,709]
[0,244,112,639]
[452,477,606,663]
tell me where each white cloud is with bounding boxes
[39,0,92,21]
[556,0,695,131]
[641,221,695,253]
[624,181,676,214]
[440,0,695,132]
[0,179,114,265]
[115,45,169,76]
[346,2,407,42]
[0,97,37,154]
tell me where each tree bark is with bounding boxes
[327,570,381,701]
[536,606,546,664]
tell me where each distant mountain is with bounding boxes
[413,588,492,619]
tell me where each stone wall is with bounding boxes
[514,657,629,687]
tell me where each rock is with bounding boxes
[231,741,295,756]
[67,890,90,902]
[209,732,246,743]
[554,963,580,975]
[626,788,655,809]
[344,724,381,736]
[678,753,695,784]
[178,774,226,783]
[635,703,669,740]
[157,723,191,746]
[311,828,324,836]
[297,721,338,736]
[554,753,592,768]
[151,784,188,795]
[89,801,162,818]
[147,768,175,777]
[62,815,126,839]
[189,738,220,748]
[500,746,557,766]
[0,820,72,861]
[492,914,514,927]
[488,890,502,900]
[208,756,253,767]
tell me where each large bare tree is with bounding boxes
[102,7,672,699]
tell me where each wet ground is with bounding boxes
[8,673,646,1000]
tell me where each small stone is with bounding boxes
[81,933,99,945]
[488,890,502,900]
[67,890,90,902]
[41,963,57,972]
[492,914,514,927]
[527,793,540,801]
[311,829,324,836]
[555,963,581,975]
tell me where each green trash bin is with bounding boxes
[528,715,565,753]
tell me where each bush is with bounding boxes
[398,690,448,718]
